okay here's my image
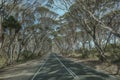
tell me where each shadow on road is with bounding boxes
[33,54,119,80]
[0,54,119,80]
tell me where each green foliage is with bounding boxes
[0,56,6,68]
[2,16,21,33]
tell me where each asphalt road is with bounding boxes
[31,53,120,80]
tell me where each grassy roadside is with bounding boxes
[0,52,48,69]
[66,53,120,78]
[0,57,6,68]
[0,53,49,80]
[64,44,120,78]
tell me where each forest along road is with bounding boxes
[31,53,120,80]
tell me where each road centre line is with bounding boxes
[31,55,49,80]
[54,54,80,80]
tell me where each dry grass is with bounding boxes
[67,56,120,78]
[0,53,49,80]
[0,57,6,68]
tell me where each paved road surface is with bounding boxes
[31,53,119,80]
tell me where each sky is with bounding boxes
[45,0,67,16]
[40,0,73,16]
[0,0,69,16]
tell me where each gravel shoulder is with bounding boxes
[0,53,49,80]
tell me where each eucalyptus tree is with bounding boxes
[2,16,21,64]
[76,0,120,59]
[0,0,23,64]
[48,0,120,61]
[101,10,120,48]
[0,0,60,66]
[59,13,92,57]
[74,0,120,37]
[52,20,78,55]
[57,0,120,61]
[0,0,20,45]
[0,0,37,64]
[66,2,103,61]
[34,7,58,44]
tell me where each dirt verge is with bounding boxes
[0,53,49,80]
